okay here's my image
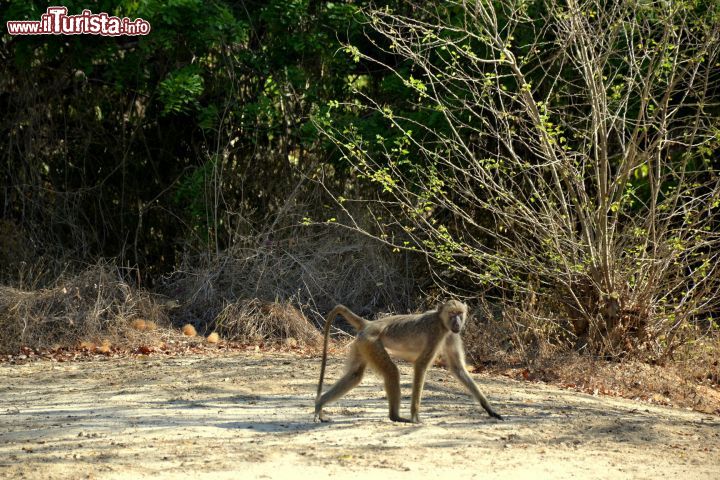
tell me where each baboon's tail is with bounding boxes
[316,305,367,401]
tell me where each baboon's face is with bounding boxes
[442,300,467,334]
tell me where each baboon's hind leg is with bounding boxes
[359,338,412,423]
[315,344,366,422]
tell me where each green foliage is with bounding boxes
[159,66,205,115]
[0,0,403,271]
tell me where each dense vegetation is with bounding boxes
[1,0,718,382]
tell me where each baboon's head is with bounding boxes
[440,300,468,334]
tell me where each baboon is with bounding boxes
[314,300,503,423]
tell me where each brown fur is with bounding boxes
[315,300,503,423]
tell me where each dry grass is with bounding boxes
[452,297,720,415]
[550,353,720,414]
[214,298,320,345]
[463,336,720,415]
[0,224,416,352]
[459,301,720,415]
[0,261,169,354]
[461,300,561,368]
[165,226,418,334]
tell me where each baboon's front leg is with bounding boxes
[443,335,503,420]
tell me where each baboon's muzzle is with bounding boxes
[450,315,462,333]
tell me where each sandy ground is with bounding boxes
[0,351,718,479]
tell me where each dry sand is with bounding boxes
[1,352,718,479]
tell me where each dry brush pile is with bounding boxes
[0,221,424,354]
[0,262,169,354]
[164,225,420,342]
